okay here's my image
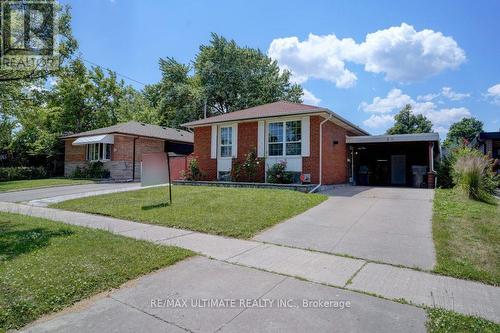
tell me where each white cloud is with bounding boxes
[363,114,394,129]
[359,89,412,113]
[268,34,358,88]
[301,89,321,105]
[268,23,465,87]
[441,87,470,101]
[418,87,470,102]
[486,83,500,105]
[417,93,439,102]
[420,107,471,126]
[354,24,466,81]
[359,89,471,132]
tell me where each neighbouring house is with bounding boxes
[182,101,440,188]
[474,131,500,174]
[63,121,193,181]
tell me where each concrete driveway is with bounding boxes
[255,186,436,270]
[0,183,139,203]
[22,257,427,333]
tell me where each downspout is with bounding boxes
[132,137,137,182]
[430,141,436,188]
[309,115,333,193]
[430,142,435,173]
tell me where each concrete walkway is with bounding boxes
[0,182,139,204]
[1,202,499,324]
[22,257,427,333]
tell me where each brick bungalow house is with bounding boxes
[63,121,193,181]
[182,101,369,185]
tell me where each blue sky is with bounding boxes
[63,0,500,136]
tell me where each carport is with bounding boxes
[346,133,440,188]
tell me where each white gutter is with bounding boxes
[309,115,333,193]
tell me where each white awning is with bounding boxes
[72,134,114,145]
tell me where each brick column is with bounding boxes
[427,172,436,189]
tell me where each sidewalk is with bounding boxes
[1,201,499,324]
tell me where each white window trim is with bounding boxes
[266,119,302,157]
[218,126,233,159]
[85,143,111,162]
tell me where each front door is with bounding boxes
[391,155,406,185]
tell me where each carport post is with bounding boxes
[428,142,436,189]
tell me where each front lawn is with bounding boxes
[53,185,327,239]
[427,308,500,333]
[0,212,193,332]
[432,189,499,285]
[0,178,94,192]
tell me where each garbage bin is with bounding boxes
[412,165,428,188]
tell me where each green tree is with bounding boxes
[386,104,433,135]
[195,33,303,115]
[157,58,204,128]
[116,87,161,124]
[156,33,303,127]
[444,117,483,147]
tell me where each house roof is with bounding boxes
[63,121,193,143]
[346,132,440,144]
[181,101,369,135]
[479,131,500,140]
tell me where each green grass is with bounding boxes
[53,185,327,239]
[427,308,500,333]
[432,189,499,285]
[0,212,193,332]
[0,178,95,192]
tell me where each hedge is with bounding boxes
[0,167,48,181]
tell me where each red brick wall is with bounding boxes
[193,126,217,180]
[303,116,350,184]
[303,116,321,183]
[64,139,86,162]
[136,138,165,162]
[235,122,265,182]
[190,118,355,184]
[169,156,188,180]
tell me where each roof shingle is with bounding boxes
[182,101,368,135]
[63,121,193,143]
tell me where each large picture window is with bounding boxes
[219,127,233,157]
[86,143,111,161]
[268,120,301,156]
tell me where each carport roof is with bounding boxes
[346,133,439,144]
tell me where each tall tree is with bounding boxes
[157,58,204,128]
[386,104,433,135]
[444,117,483,147]
[195,33,303,115]
[157,33,303,127]
[116,86,161,124]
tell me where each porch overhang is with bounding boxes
[346,133,439,144]
[72,134,114,145]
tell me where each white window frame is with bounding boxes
[219,126,233,158]
[85,143,111,162]
[267,120,302,157]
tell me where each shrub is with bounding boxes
[71,162,110,179]
[241,149,262,182]
[267,161,293,184]
[436,154,455,189]
[452,147,499,203]
[232,149,263,182]
[0,167,47,181]
[182,157,203,181]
